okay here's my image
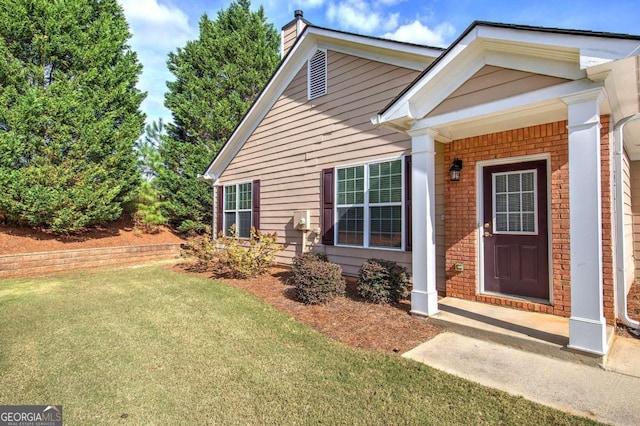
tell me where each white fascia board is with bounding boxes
[380,30,480,123]
[311,27,443,63]
[409,50,485,119]
[412,78,604,132]
[316,40,429,71]
[477,25,640,68]
[580,42,640,68]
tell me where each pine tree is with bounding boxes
[136,119,165,181]
[159,0,279,233]
[0,0,145,232]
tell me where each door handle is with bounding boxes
[484,232,492,237]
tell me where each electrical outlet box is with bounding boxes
[454,263,464,272]
[294,210,310,231]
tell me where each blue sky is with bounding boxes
[117,0,640,126]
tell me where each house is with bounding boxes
[202,11,640,356]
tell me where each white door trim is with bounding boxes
[475,153,553,304]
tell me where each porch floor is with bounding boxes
[429,297,615,366]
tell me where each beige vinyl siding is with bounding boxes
[630,159,640,286]
[220,50,445,277]
[282,21,307,57]
[428,66,569,117]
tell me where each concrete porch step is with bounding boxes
[430,297,615,367]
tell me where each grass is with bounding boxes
[0,265,602,425]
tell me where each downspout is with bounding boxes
[613,113,640,330]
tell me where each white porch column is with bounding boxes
[212,184,220,237]
[563,89,608,355]
[408,128,438,317]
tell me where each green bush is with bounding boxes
[357,258,410,304]
[290,252,345,305]
[291,252,328,270]
[181,225,282,278]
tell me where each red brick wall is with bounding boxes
[443,117,614,321]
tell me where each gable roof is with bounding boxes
[202,25,443,181]
[374,21,640,130]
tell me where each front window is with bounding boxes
[224,182,252,238]
[336,159,403,249]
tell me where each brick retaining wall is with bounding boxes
[0,243,182,279]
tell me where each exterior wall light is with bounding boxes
[449,158,463,182]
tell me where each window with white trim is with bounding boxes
[308,49,327,100]
[224,182,252,238]
[336,159,403,248]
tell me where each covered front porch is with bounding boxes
[373,22,640,356]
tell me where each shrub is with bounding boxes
[357,258,410,304]
[290,252,345,305]
[181,234,217,271]
[215,226,282,278]
[291,252,328,271]
[181,225,282,278]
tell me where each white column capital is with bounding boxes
[561,87,606,107]
[407,126,438,139]
[409,128,437,155]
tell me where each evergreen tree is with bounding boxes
[159,0,279,233]
[0,0,145,232]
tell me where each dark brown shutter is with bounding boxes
[252,180,261,231]
[405,155,412,252]
[321,168,334,246]
[216,186,224,237]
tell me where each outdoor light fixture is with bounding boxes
[0,122,10,132]
[449,158,463,182]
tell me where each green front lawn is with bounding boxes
[0,265,600,425]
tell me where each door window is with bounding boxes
[493,170,537,234]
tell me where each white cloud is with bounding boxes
[376,0,405,5]
[118,0,198,124]
[291,0,326,8]
[383,20,455,47]
[119,0,195,50]
[326,0,398,33]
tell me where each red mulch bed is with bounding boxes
[173,263,443,355]
[0,216,184,255]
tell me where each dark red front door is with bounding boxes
[483,160,549,300]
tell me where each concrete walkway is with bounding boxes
[405,331,640,425]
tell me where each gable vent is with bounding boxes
[308,49,327,100]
